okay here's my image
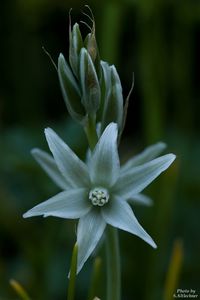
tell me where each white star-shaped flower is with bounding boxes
[23,123,175,273]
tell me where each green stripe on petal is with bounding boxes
[116,154,175,198]
[89,123,120,187]
[31,148,71,190]
[45,128,90,188]
[102,197,156,248]
[77,209,106,274]
[121,142,167,173]
[23,188,90,219]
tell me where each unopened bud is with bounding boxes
[69,23,83,77]
[79,48,101,115]
[58,53,86,123]
[84,32,97,62]
[100,61,123,133]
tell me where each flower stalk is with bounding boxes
[84,115,98,150]
[67,243,78,300]
[88,257,102,300]
[106,226,121,300]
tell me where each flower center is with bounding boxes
[89,187,109,207]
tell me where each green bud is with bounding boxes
[84,32,97,62]
[58,53,86,123]
[100,62,123,133]
[97,61,111,120]
[69,23,83,78]
[84,32,101,80]
[79,48,101,116]
[82,6,98,63]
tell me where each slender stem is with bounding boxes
[106,226,121,300]
[67,243,78,300]
[88,257,102,300]
[84,115,98,150]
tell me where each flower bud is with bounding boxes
[100,62,123,133]
[84,32,97,63]
[83,19,101,80]
[58,53,86,123]
[69,23,83,78]
[97,61,110,119]
[79,48,101,115]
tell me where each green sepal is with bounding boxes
[69,23,83,78]
[58,53,86,124]
[79,48,101,115]
[100,63,123,133]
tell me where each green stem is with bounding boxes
[84,115,98,150]
[88,257,102,300]
[106,226,121,300]
[67,243,78,300]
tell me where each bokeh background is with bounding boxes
[0,0,200,299]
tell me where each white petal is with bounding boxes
[77,209,106,273]
[23,188,91,219]
[45,128,90,188]
[128,194,153,206]
[90,123,120,187]
[102,198,156,248]
[31,148,71,190]
[85,148,92,166]
[115,154,176,198]
[121,142,166,173]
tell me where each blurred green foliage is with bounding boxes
[0,0,200,299]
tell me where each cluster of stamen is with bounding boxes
[89,187,109,207]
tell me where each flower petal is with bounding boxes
[121,142,166,173]
[115,154,176,198]
[90,123,120,187]
[102,198,156,248]
[23,188,91,219]
[31,148,70,190]
[45,128,90,188]
[77,209,106,273]
[128,194,153,206]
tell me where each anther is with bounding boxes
[89,187,109,207]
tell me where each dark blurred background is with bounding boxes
[0,0,200,299]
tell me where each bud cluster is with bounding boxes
[57,7,133,138]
